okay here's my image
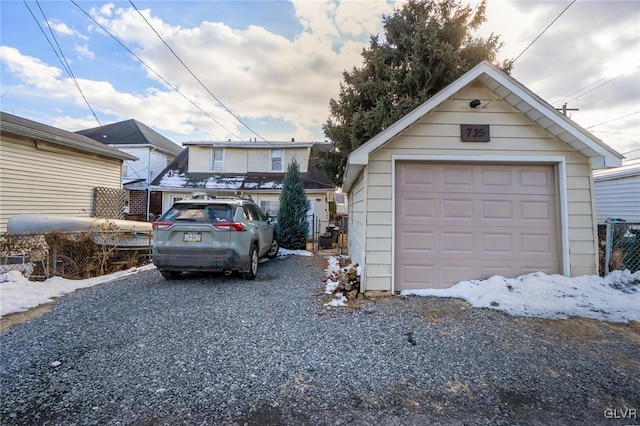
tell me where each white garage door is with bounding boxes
[395,162,560,290]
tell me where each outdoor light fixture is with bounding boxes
[469,99,481,108]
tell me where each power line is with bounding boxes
[572,66,640,101]
[586,110,640,130]
[69,0,243,140]
[554,64,640,105]
[23,0,102,125]
[512,0,576,64]
[129,0,267,142]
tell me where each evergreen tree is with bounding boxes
[322,0,511,185]
[277,158,310,250]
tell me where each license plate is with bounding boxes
[183,232,202,242]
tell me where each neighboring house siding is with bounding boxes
[284,148,310,173]
[347,173,367,287]
[248,149,270,172]
[358,85,598,290]
[225,148,248,173]
[0,136,122,232]
[188,146,312,174]
[150,149,171,182]
[122,147,150,182]
[594,175,640,222]
[188,146,211,172]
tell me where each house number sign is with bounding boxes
[460,124,490,142]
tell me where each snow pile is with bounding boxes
[0,265,156,317]
[402,270,640,323]
[323,255,354,307]
[277,248,313,257]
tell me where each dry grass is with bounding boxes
[528,316,640,346]
[0,302,56,333]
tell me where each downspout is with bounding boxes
[146,147,157,222]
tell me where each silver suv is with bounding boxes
[152,195,278,280]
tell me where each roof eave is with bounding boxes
[345,61,624,174]
[2,121,137,161]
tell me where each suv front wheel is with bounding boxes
[242,245,258,280]
[267,239,279,258]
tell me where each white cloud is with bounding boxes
[48,19,88,40]
[0,46,62,89]
[75,44,94,59]
[80,2,375,139]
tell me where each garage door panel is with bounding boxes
[521,201,553,220]
[481,200,514,219]
[395,162,560,290]
[520,233,554,253]
[398,264,433,288]
[400,198,435,218]
[441,232,475,254]
[481,233,513,253]
[520,170,552,188]
[442,167,474,186]
[441,265,477,286]
[399,230,435,253]
[442,199,474,218]
[481,169,513,186]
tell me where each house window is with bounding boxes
[211,148,224,172]
[271,149,283,171]
[169,194,185,206]
[260,200,280,218]
[122,163,129,178]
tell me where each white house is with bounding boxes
[342,61,623,293]
[593,158,640,222]
[77,119,183,221]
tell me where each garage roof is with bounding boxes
[343,61,623,192]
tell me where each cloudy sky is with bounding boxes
[1,0,638,156]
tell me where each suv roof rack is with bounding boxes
[190,191,254,201]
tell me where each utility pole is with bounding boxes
[556,103,579,116]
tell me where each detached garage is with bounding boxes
[342,61,623,293]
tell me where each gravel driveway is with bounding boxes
[1,254,638,425]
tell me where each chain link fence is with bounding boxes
[311,216,347,254]
[598,221,640,276]
[1,230,152,281]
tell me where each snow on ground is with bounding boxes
[402,270,640,323]
[0,265,156,317]
[324,257,640,323]
[0,250,315,318]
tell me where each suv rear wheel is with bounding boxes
[242,245,258,280]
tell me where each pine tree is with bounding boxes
[322,0,511,185]
[277,158,310,250]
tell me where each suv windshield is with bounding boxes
[160,204,233,223]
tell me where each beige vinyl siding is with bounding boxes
[358,85,597,290]
[224,148,248,173]
[0,137,122,232]
[188,146,211,172]
[248,149,270,172]
[188,146,312,174]
[284,147,311,173]
[347,173,366,287]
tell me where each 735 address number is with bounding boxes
[460,124,490,142]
